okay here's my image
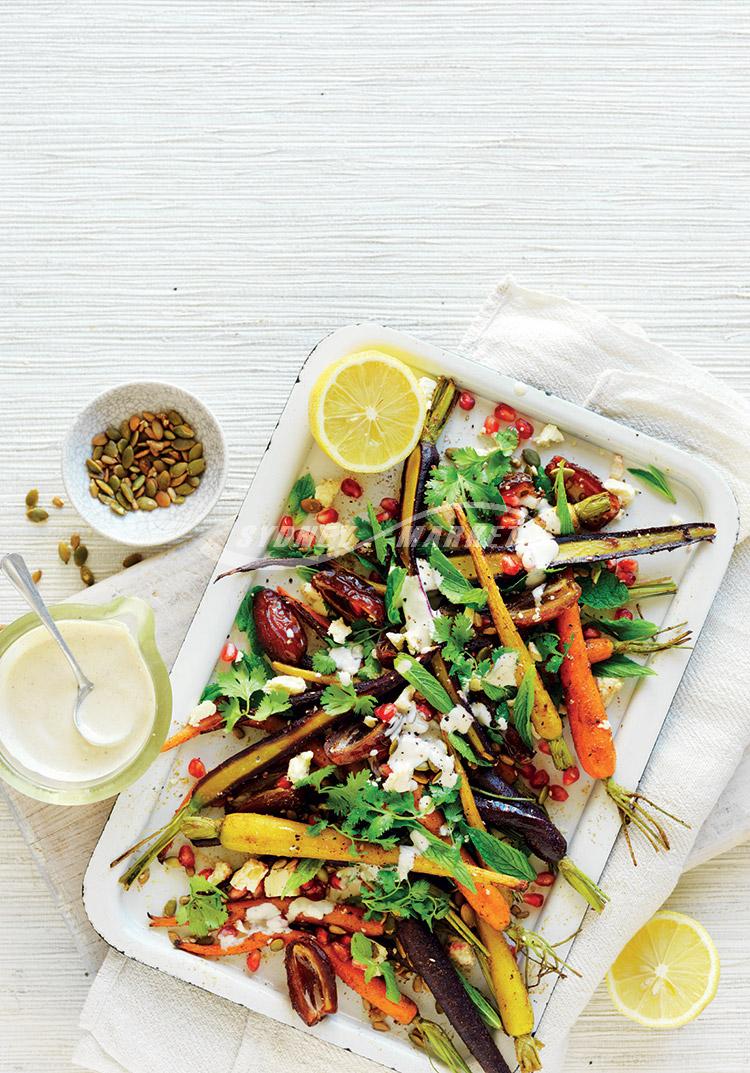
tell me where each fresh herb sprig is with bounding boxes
[427,545,488,609]
[358,868,452,927]
[175,875,228,937]
[627,464,676,503]
[350,933,402,1002]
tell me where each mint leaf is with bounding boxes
[287,473,316,520]
[350,933,402,1003]
[282,857,321,896]
[385,566,407,624]
[592,654,656,678]
[447,732,490,767]
[579,570,630,610]
[394,654,453,714]
[627,465,676,504]
[553,462,575,536]
[512,664,535,749]
[593,616,659,641]
[428,545,487,609]
[466,828,536,882]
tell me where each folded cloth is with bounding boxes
[4,281,744,1073]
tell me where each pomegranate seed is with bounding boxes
[220,641,238,663]
[523,892,545,908]
[415,702,435,720]
[276,775,293,789]
[188,757,206,780]
[376,510,392,523]
[535,871,556,888]
[458,391,476,411]
[246,950,262,973]
[300,878,326,900]
[228,886,246,900]
[562,765,580,785]
[499,553,522,575]
[513,418,534,441]
[494,402,516,422]
[380,497,400,514]
[380,763,393,777]
[517,761,535,779]
[499,511,521,529]
[538,740,551,755]
[582,626,601,640]
[178,844,195,870]
[199,867,213,879]
[529,768,550,789]
[374,702,397,723]
[341,477,363,498]
[549,784,569,802]
[329,873,343,890]
[278,514,295,539]
[615,608,634,620]
[316,507,338,525]
[483,415,501,436]
[294,528,316,550]
[614,558,639,583]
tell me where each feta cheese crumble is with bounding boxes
[514,519,559,572]
[328,617,352,644]
[287,750,314,785]
[534,423,565,448]
[484,651,519,689]
[187,699,217,726]
[265,674,307,696]
[231,858,268,894]
[603,479,636,508]
[329,644,363,685]
[439,704,473,735]
[315,478,340,508]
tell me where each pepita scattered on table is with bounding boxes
[26,507,49,523]
[84,409,204,515]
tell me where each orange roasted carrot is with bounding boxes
[160,713,224,752]
[557,602,616,780]
[151,898,383,935]
[177,930,305,958]
[326,943,418,1024]
[416,794,510,932]
[585,636,615,665]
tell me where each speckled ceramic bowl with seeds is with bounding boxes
[62,382,226,547]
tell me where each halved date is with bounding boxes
[253,589,307,663]
[284,936,337,1026]
[311,567,385,626]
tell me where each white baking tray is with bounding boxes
[84,324,738,1072]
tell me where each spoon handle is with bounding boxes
[0,553,94,691]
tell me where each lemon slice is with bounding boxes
[606,910,720,1028]
[308,350,426,473]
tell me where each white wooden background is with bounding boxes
[1,2,749,1071]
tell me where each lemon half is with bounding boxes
[308,350,426,473]
[606,910,720,1029]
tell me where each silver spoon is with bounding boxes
[0,553,125,747]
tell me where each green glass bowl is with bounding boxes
[0,596,172,805]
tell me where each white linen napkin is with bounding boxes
[17,280,749,1073]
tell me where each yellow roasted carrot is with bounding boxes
[215,813,526,891]
[270,660,337,684]
[453,504,572,769]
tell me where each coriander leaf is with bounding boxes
[592,654,656,678]
[432,614,454,645]
[200,682,223,704]
[367,502,390,565]
[350,933,402,1003]
[393,654,453,714]
[255,687,292,721]
[312,649,338,675]
[266,539,327,559]
[296,565,318,583]
[531,631,567,674]
[175,875,228,937]
[235,584,263,637]
[287,473,316,520]
[579,570,630,610]
[593,616,659,641]
[353,513,374,544]
[512,664,535,750]
[466,828,536,882]
[321,682,376,717]
[219,696,244,733]
[215,660,268,706]
[385,566,407,624]
[428,545,488,609]
[553,462,575,536]
[358,869,451,928]
[282,857,321,896]
[627,465,676,504]
[294,764,336,791]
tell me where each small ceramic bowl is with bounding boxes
[62,381,226,547]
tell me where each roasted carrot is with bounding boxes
[177,930,305,958]
[150,898,384,935]
[557,601,616,780]
[416,793,511,932]
[326,943,418,1024]
[160,713,224,752]
[585,636,615,664]
[270,660,337,685]
[453,504,572,770]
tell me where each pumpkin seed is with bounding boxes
[181,483,197,496]
[95,478,115,496]
[163,428,175,440]
[106,440,119,458]
[174,495,185,504]
[73,545,89,566]
[100,454,117,466]
[80,565,95,586]
[70,533,81,550]
[168,410,184,425]
[188,476,201,487]
[113,464,126,478]
[138,497,158,511]
[122,552,143,569]
[150,419,164,440]
[131,474,145,491]
[187,458,206,476]
[116,491,132,510]
[119,419,130,438]
[31,569,42,584]
[188,442,203,461]
[522,447,541,469]
[106,425,121,441]
[27,508,49,523]
[142,411,156,422]
[92,445,104,461]
[25,489,39,508]
[155,491,171,508]
[109,501,126,517]
[117,437,129,455]
[157,471,170,491]
[162,898,177,918]
[121,445,134,468]
[129,415,141,431]
[172,423,195,438]
[86,458,103,475]
[170,461,188,478]
[145,478,157,497]
[171,438,194,451]
[153,459,166,473]
[58,541,71,564]
[269,938,285,951]
[92,432,108,447]
[51,496,65,509]
[109,474,121,493]
[167,486,177,502]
